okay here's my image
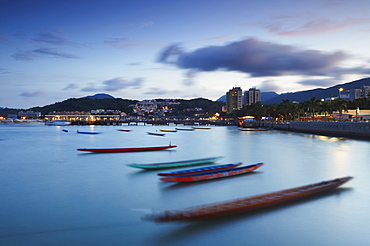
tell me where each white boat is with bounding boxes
[45,120,71,126]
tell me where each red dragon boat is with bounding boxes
[145,176,353,222]
[159,163,263,182]
[77,145,176,153]
[157,162,242,176]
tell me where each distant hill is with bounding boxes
[82,93,115,99]
[265,77,370,104]
[217,91,279,103]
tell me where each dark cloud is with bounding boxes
[297,79,337,87]
[20,90,44,97]
[157,38,348,77]
[259,80,282,92]
[12,48,80,60]
[81,77,144,92]
[63,83,79,91]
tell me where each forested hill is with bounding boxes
[30,98,138,115]
[265,77,370,104]
[25,97,225,116]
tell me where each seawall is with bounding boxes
[254,121,370,139]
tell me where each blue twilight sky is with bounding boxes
[1,0,370,108]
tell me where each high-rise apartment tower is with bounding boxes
[244,87,261,105]
[226,87,242,113]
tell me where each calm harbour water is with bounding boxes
[0,123,369,246]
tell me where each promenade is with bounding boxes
[255,121,370,139]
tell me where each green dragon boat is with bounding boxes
[126,156,224,170]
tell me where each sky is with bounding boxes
[1,0,370,109]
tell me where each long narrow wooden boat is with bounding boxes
[160,129,177,132]
[77,145,177,153]
[192,127,211,130]
[238,128,271,131]
[77,130,101,134]
[157,163,242,176]
[144,176,353,222]
[126,156,224,170]
[160,163,263,182]
[147,132,165,136]
[176,128,195,131]
[117,129,131,132]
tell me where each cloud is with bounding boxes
[104,38,142,49]
[157,38,348,77]
[259,80,282,92]
[20,90,44,97]
[198,35,233,42]
[144,88,179,95]
[274,18,370,37]
[33,32,69,45]
[63,83,79,91]
[12,48,80,60]
[183,70,197,86]
[0,68,10,75]
[0,33,7,42]
[81,77,144,92]
[297,79,337,87]
[249,16,370,37]
[140,22,153,28]
[144,88,169,95]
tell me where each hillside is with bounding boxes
[82,93,115,99]
[31,98,137,115]
[265,77,370,104]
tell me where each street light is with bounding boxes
[338,88,343,99]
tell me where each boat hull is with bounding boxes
[77,145,177,153]
[127,156,223,169]
[145,176,353,222]
[77,131,101,134]
[157,163,242,176]
[160,129,177,132]
[160,163,262,182]
[45,121,71,126]
[147,132,165,136]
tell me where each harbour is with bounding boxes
[0,123,369,246]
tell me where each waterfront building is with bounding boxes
[339,85,370,100]
[226,87,242,113]
[244,87,261,105]
[18,111,41,119]
[333,109,370,121]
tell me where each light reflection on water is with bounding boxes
[0,123,369,246]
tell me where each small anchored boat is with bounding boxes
[160,129,177,132]
[117,129,131,132]
[157,163,242,176]
[144,176,353,222]
[77,145,176,153]
[160,163,262,182]
[238,128,271,131]
[77,130,101,134]
[147,132,166,136]
[176,128,195,131]
[127,156,224,170]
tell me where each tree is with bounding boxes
[332,99,348,121]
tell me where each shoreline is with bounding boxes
[254,121,370,140]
